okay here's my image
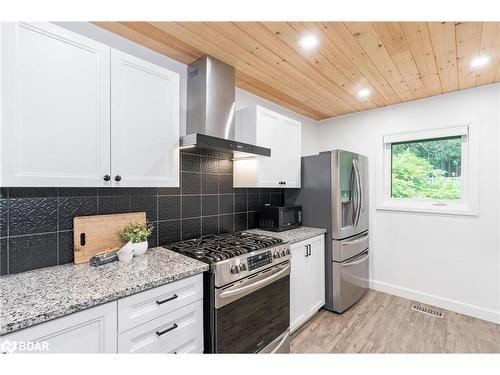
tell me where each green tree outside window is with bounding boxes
[391,137,462,200]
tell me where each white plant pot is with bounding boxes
[132,241,149,257]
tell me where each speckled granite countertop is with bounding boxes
[246,227,327,243]
[0,247,208,335]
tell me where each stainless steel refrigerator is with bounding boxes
[297,150,369,313]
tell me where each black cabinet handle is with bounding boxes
[305,244,311,257]
[156,294,178,305]
[103,174,111,181]
[156,323,178,337]
[114,175,122,182]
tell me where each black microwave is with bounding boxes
[258,205,302,232]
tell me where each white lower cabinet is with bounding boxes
[0,275,204,354]
[117,301,203,354]
[117,274,204,353]
[1,302,117,354]
[290,235,325,333]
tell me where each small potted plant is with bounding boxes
[120,222,154,257]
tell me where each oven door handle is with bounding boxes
[219,263,290,301]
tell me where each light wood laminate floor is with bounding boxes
[291,290,500,353]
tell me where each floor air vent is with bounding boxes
[411,304,444,318]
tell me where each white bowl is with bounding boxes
[133,241,148,257]
[117,250,134,262]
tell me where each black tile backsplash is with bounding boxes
[202,195,218,216]
[159,195,181,220]
[0,238,7,275]
[201,215,218,236]
[0,150,284,276]
[181,172,201,194]
[8,233,58,274]
[9,198,58,236]
[158,219,180,244]
[58,197,97,231]
[182,195,201,218]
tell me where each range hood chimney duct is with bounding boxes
[180,56,270,158]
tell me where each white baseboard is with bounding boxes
[370,279,500,324]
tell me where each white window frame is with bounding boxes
[377,124,479,216]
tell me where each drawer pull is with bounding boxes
[156,294,178,305]
[156,323,178,337]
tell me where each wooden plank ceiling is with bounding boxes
[95,22,500,120]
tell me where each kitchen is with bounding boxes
[1,1,500,372]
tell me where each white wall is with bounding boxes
[317,84,500,323]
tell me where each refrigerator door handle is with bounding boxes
[350,160,357,226]
[341,251,369,267]
[353,158,362,227]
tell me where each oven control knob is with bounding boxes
[285,248,290,255]
[239,263,247,271]
[280,249,286,257]
[273,251,280,259]
[230,265,240,274]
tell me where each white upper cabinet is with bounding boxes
[111,50,179,187]
[233,105,301,188]
[1,22,180,188]
[1,22,111,187]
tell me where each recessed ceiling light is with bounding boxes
[357,88,371,99]
[299,34,319,50]
[470,56,490,68]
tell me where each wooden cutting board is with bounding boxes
[73,212,146,264]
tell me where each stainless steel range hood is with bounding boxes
[180,56,270,158]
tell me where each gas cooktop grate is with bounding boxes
[166,232,283,263]
[410,303,444,318]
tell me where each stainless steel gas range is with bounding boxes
[167,232,291,354]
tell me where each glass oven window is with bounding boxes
[215,276,289,353]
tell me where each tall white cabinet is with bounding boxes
[1,22,111,187]
[233,105,301,188]
[290,234,325,333]
[1,22,180,187]
[111,50,179,187]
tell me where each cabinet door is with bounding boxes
[306,235,326,315]
[111,49,179,187]
[279,117,301,188]
[255,107,283,187]
[290,241,308,333]
[1,302,117,354]
[1,22,111,187]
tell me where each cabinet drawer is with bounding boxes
[118,300,203,353]
[118,274,203,333]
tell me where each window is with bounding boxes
[378,126,478,215]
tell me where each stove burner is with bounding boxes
[166,232,283,264]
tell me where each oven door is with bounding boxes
[214,262,290,353]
